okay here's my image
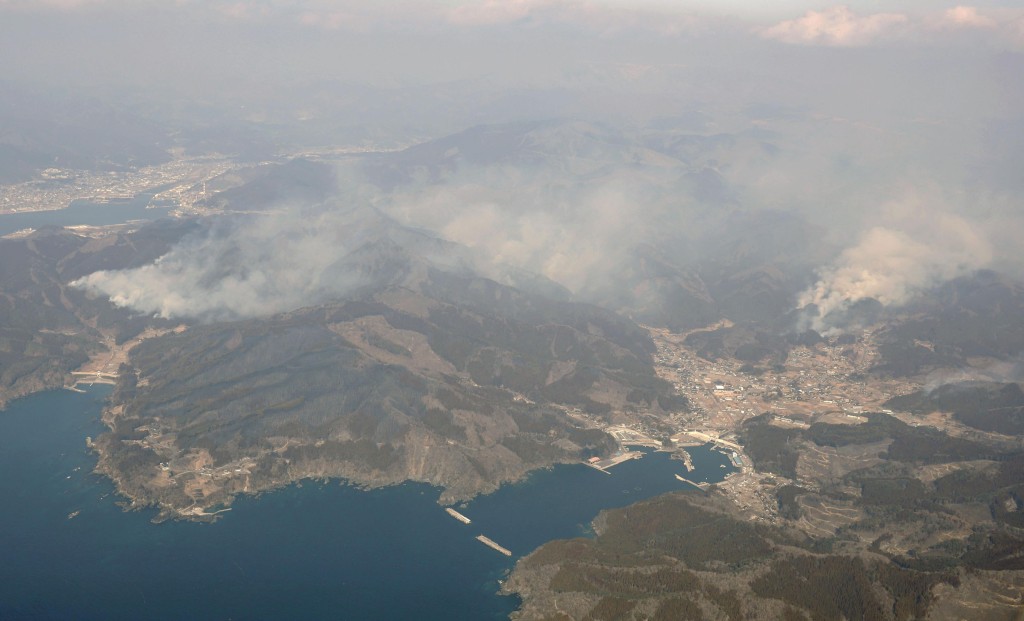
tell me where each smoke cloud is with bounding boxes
[380,165,687,296]
[797,199,994,333]
[72,204,394,321]
[922,355,1024,392]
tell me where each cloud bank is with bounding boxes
[942,6,998,29]
[760,6,908,47]
[759,4,1024,47]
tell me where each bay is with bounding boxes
[0,387,734,620]
[0,195,172,237]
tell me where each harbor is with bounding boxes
[0,386,736,620]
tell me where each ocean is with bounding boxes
[0,386,733,620]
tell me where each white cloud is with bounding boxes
[760,5,908,46]
[941,6,997,29]
[930,6,1024,49]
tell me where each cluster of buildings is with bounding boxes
[0,156,234,215]
[649,326,920,430]
[642,324,932,523]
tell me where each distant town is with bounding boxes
[0,155,235,215]
[0,144,403,217]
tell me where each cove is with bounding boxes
[0,195,172,237]
[0,387,733,620]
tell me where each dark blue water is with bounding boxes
[0,387,734,620]
[0,195,172,236]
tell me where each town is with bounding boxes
[0,143,404,217]
[557,321,938,525]
[0,154,236,215]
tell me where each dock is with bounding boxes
[584,461,613,474]
[583,450,643,473]
[476,534,512,556]
[445,507,471,524]
[679,449,694,472]
[70,371,119,387]
[674,474,710,490]
[676,430,744,453]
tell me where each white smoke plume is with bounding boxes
[923,354,1024,392]
[71,113,1023,329]
[72,204,385,321]
[379,161,691,296]
[798,203,993,332]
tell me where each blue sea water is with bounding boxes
[0,195,172,236]
[0,387,734,620]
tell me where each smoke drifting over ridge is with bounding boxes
[72,159,694,323]
[51,8,1023,331]
[381,166,687,296]
[73,204,401,321]
[923,355,1024,392]
[797,199,997,333]
[72,109,1024,332]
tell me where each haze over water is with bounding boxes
[0,197,171,237]
[0,386,732,620]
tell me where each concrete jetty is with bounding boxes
[476,534,512,556]
[445,507,471,524]
[674,474,710,490]
[70,371,119,387]
[583,450,643,473]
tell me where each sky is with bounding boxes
[0,2,1019,97]
[0,0,1020,113]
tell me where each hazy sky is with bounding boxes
[0,0,1019,111]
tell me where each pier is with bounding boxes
[476,535,512,556]
[674,430,743,453]
[583,450,643,473]
[445,507,471,524]
[71,371,119,379]
[674,474,710,490]
[679,449,694,472]
[70,371,119,387]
